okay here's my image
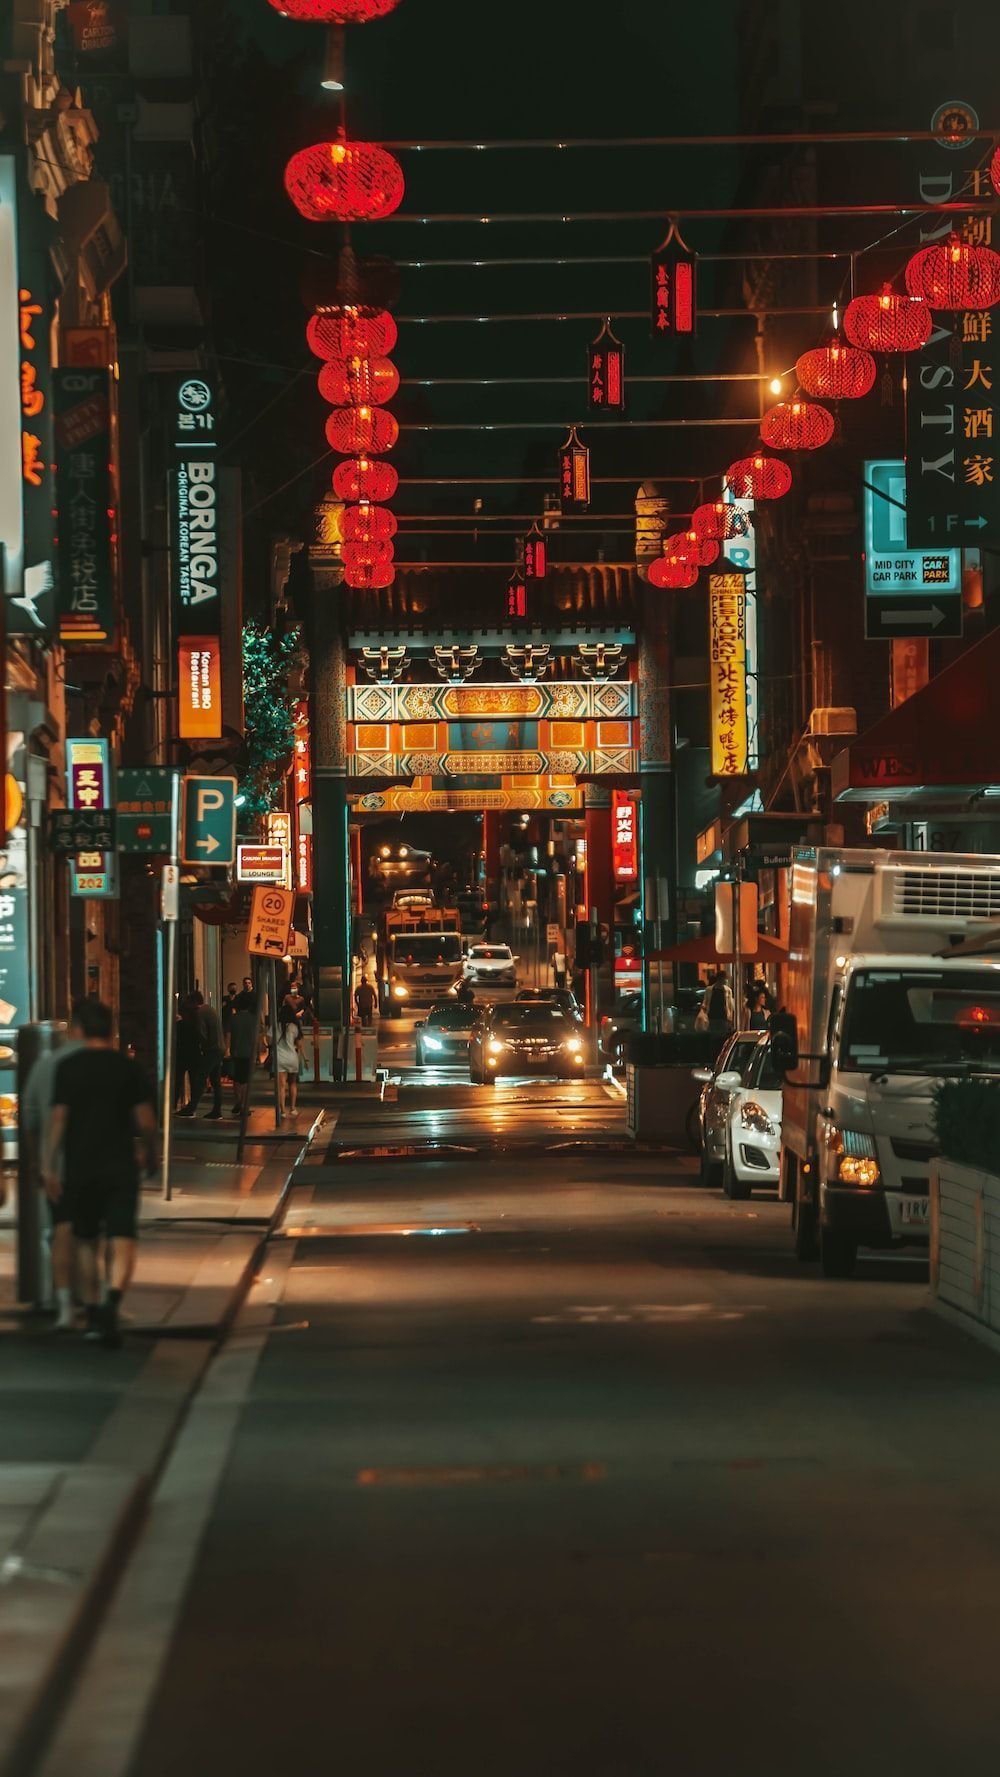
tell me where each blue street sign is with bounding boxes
[864,460,963,639]
[180,775,237,866]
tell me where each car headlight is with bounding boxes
[392,982,408,999]
[488,1037,506,1055]
[564,1036,583,1054]
[740,1100,775,1135]
[424,1036,443,1052]
[825,1124,880,1187]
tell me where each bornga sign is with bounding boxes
[863,460,959,596]
[174,460,219,615]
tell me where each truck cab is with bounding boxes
[778,850,1000,1276]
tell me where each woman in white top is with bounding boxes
[275,999,303,1115]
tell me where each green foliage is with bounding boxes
[934,1079,1000,1174]
[240,623,299,820]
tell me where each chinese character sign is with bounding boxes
[611,789,639,882]
[54,369,115,648]
[1,156,56,637]
[559,428,590,513]
[506,576,528,620]
[651,224,697,339]
[292,700,312,803]
[587,334,625,413]
[708,574,749,778]
[523,531,547,581]
[67,737,110,811]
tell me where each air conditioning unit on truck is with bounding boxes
[378,905,463,1015]
[777,848,1000,1278]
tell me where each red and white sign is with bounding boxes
[237,844,286,884]
[612,789,639,882]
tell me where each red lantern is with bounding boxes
[691,500,749,541]
[343,537,394,568]
[905,233,1000,310]
[325,405,399,455]
[343,560,395,589]
[796,338,876,400]
[992,146,1000,199]
[663,529,719,569]
[342,502,397,542]
[333,456,398,502]
[269,0,401,19]
[724,455,793,501]
[647,555,698,589]
[843,285,932,353]
[318,354,399,406]
[307,307,397,360]
[285,139,404,223]
[759,398,834,451]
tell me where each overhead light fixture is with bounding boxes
[769,376,783,395]
[321,25,345,90]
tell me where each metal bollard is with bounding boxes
[17,1022,68,1310]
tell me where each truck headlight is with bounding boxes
[740,1100,775,1135]
[391,981,408,999]
[564,1035,582,1054]
[826,1125,880,1187]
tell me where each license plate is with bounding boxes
[900,1197,930,1227]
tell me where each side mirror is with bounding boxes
[770,1030,798,1077]
[414,1021,425,1029]
[691,1067,712,1084]
[716,1070,742,1090]
[512,955,520,963]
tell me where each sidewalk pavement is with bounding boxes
[0,1101,325,1777]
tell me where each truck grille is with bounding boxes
[887,868,1000,925]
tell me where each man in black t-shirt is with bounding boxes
[44,1000,159,1348]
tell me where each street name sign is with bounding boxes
[180,775,237,866]
[864,461,962,639]
[248,886,295,958]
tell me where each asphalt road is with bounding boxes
[107,1142,1000,1777]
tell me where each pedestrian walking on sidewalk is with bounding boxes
[275,998,303,1116]
[552,947,567,990]
[174,995,201,1112]
[355,977,377,1025]
[43,1001,158,1349]
[22,1029,85,1331]
[229,990,257,1117]
[182,991,224,1119]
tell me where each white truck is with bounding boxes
[776,847,1000,1277]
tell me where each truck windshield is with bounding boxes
[840,968,1000,1072]
[390,935,463,964]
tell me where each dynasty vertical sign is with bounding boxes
[170,377,223,739]
[708,573,749,778]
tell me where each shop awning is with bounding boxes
[648,933,788,964]
[832,626,1000,802]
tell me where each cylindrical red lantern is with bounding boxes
[318,354,400,406]
[342,502,397,542]
[343,559,395,589]
[724,455,793,501]
[760,398,834,451]
[843,285,932,353]
[647,555,698,589]
[332,456,398,502]
[342,536,392,565]
[269,0,401,19]
[905,233,1000,311]
[307,307,397,360]
[796,338,876,400]
[691,500,749,541]
[325,405,399,455]
[285,139,404,222]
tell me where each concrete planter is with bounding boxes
[625,1064,697,1142]
[932,1156,1000,1340]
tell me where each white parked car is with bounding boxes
[694,1032,783,1199]
[462,943,518,987]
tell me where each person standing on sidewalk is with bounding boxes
[22,1028,85,1331]
[229,990,257,1117]
[43,1001,158,1349]
[275,998,303,1116]
[181,991,224,1119]
[355,977,377,1025]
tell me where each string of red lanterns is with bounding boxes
[269,0,401,19]
[332,456,398,502]
[843,285,932,353]
[318,353,400,406]
[307,306,398,359]
[691,500,749,542]
[904,232,1000,311]
[724,454,793,501]
[796,337,876,400]
[324,404,399,455]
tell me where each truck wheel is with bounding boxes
[820,1229,858,1278]
[792,1194,820,1263]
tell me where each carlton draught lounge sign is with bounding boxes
[170,377,223,740]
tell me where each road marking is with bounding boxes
[356,1462,606,1488]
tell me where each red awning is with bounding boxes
[832,625,1000,800]
[648,932,788,964]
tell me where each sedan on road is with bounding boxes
[694,1032,783,1199]
[463,943,519,987]
[414,1002,478,1067]
[470,1004,586,1083]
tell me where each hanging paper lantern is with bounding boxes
[332,455,398,502]
[285,139,404,223]
[992,146,1000,199]
[663,530,720,569]
[343,537,394,569]
[342,502,397,542]
[724,455,793,501]
[307,307,398,361]
[325,405,399,455]
[843,285,932,353]
[318,354,399,406]
[760,398,834,451]
[691,500,749,542]
[905,233,1000,311]
[343,559,395,589]
[647,555,698,590]
[796,337,876,400]
[269,0,401,19]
